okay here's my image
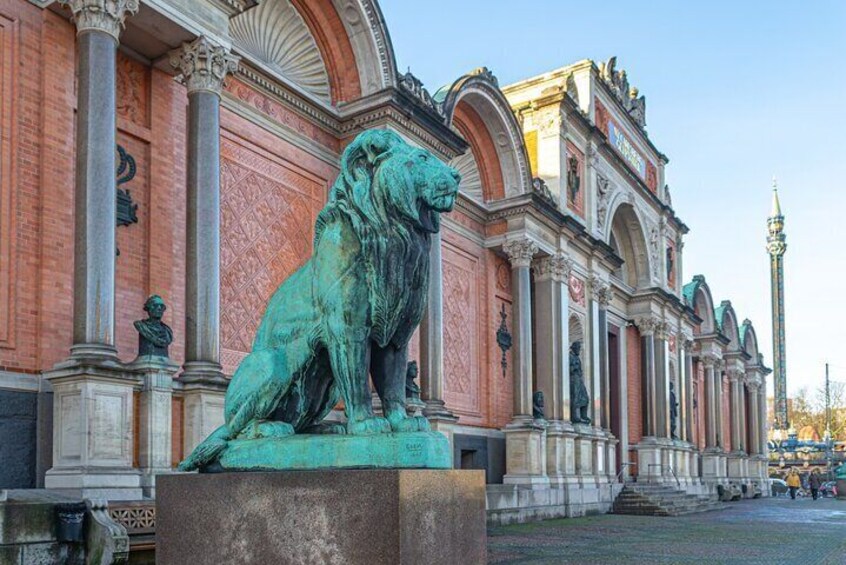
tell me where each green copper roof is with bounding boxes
[714,301,729,333]
[682,275,706,307]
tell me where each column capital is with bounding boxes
[700,353,720,369]
[727,368,745,382]
[503,238,539,269]
[633,316,662,336]
[589,275,613,306]
[170,36,240,96]
[534,252,572,283]
[59,0,139,41]
[678,332,695,351]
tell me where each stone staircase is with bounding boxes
[612,483,726,516]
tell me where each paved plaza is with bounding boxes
[489,497,846,564]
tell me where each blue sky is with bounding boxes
[380,0,846,399]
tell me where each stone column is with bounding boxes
[635,317,662,481]
[45,0,141,501]
[589,277,611,430]
[420,232,455,425]
[636,317,658,437]
[758,385,767,456]
[170,37,238,455]
[533,253,572,422]
[655,324,670,440]
[681,337,695,444]
[533,253,575,484]
[502,238,546,485]
[171,37,238,385]
[504,238,538,421]
[61,0,138,358]
[703,357,718,449]
[729,370,744,453]
[746,380,760,456]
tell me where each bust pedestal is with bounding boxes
[157,469,486,564]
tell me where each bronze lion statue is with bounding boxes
[179,129,460,471]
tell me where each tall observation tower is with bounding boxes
[767,179,788,431]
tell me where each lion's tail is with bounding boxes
[177,424,229,472]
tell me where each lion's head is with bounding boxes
[313,130,461,346]
[315,129,460,243]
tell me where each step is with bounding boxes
[612,485,724,517]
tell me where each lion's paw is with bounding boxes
[389,415,431,433]
[240,420,295,440]
[347,416,392,435]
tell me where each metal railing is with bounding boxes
[610,462,634,499]
[647,463,681,488]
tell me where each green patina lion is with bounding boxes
[179,129,460,472]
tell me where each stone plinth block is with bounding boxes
[208,431,451,471]
[157,469,487,565]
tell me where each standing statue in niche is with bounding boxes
[134,295,173,358]
[567,156,580,205]
[178,130,461,472]
[569,341,591,425]
[669,381,679,439]
[532,391,546,421]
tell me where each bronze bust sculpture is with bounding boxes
[134,295,173,358]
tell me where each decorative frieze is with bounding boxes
[503,238,538,269]
[534,253,572,283]
[170,36,240,96]
[59,0,139,40]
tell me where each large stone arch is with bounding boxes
[607,202,651,288]
[715,300,741,352]
[683,275,717,335]
[437,69,532,203]
[231,0,397,105]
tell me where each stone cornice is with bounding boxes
[170,36,240,96]
[58,0,139,41]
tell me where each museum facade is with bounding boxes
[0,0,769,524]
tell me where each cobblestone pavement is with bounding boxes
[488,496,846,564]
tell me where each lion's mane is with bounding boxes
[313,130,431,348]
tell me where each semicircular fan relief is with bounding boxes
[450,151,483,203]
[231,0,331,103]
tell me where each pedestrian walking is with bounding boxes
[787,469,801,500]
[808,469,823,500]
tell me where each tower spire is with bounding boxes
[767,177,788,431]
[771,177,782,218]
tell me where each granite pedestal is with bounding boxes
[157,469,486,565]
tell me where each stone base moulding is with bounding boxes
[43,360,144,501]
[157,469,487,565]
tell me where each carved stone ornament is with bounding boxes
[597,56,647,129]
[503,238,538,269]
[469,66,499,88]
[59,0,139,40]
[595,173,613,231]
[170,36,240,96]
[648,222,661,280]
[496,304,512,379]
[398,69,441,115]
[589,275,612,306]
[532,177,557,208]
[534,253,573,283]
[634,316,661,336]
